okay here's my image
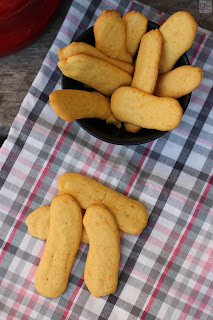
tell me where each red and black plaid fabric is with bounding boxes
[0,1,213,319]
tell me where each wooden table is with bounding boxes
[0,0,212,145]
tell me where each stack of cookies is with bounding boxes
[25,172,148,298]
[49,10,202,133]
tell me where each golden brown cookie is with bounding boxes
[58,54,132,96]
[25,206,50,240]
[58,42,134,75]
[25,205,91,244]
[159,11,198,74]
[49,89,121,128]
[111,86,183,131]
[94,10,132,63]
[122,11,148,58]
[123,122,141,133]
[131,28,162,94]
[57,172,148,235]
[83,204,120,298]
[127,28,162,133]
[154,65,203,98]
[35,194,82,298]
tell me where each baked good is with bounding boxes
[83,204,120,297]
[57,172,148,235]
[35,194,82,298]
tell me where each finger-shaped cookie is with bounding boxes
[35,194,82,298]
[57,172,148,235]
[159,11,197,74]
[94,10,132,64]
[58,54,132,96]
[131,29,162,93]
[49,89,121,128]
[154,65,203,98]
[122,11,148,58]
[25,205,123,243]
[58,42,134,75]
[128,28,162,133]
[111,87,183,131]
[83,204,120,298]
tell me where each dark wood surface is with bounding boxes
[0,0,212,143]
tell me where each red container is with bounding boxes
[0,0,62,57]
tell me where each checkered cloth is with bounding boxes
[0,1,213,319]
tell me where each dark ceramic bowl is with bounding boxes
[62,21,191,145]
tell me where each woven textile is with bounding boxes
[0,1,213,319]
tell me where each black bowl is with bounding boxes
[62,21,191,145]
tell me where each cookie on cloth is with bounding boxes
[57,172,148,235]
[25,206,50,240]
[83,204,120,298]
[25,204,123,243]
[35,194,82,298]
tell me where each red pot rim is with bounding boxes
[0,0,63,57]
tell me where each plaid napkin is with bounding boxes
[1,0,213,319]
